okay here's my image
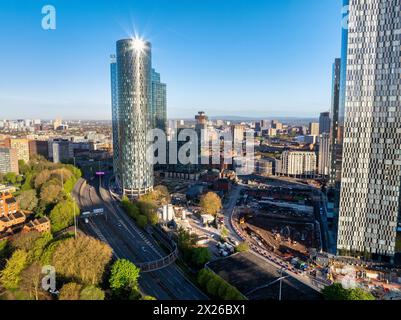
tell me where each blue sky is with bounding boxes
[0,0,342,120]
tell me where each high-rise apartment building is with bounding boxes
[116,38,154,198]
[318,133,330,177]
[0,148,19,174]
[51,140,73,163]
[319,112,331,135]
[9,138,30,163]
[110,55,120,180]
[276,151,316,178]
[231,124,245,142]
[329,58,342,187]
[151,68,167,133]
[29,140,49,159]
[337,0,401,259]
[309,122,320,136]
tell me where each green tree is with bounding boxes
[18,160,30,176]
[109,259,141,296]
[27,232,53,263]
[59,282,82,300]
[10,231,42,252]
[152,185,171,205]
[40,183,63,205]
[49,198,79,233]
[206,275,220,297]
[199,192,222,216]
[191,247,212,267]
[20,172,34,191]
[4,172,17,185]
[235,242,249,253]
[34,170,51,190]
[136,215,148,228]
[348,288,376,300]
[16,190,38,211]
[322,283,375,300]
[142,295,157,300]
[80,285,105,300]
[197,269,212,288]
[218,282,230,298]
[0,239,9,260]
[220,226,229,240]
[40,240,62,265]
[224,286,245,300]
[0,250,28,289]
[137,200,158,225]
[121,199,140,220]
[20,262,51,300]
[52,236,112,285]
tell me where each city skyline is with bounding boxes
[0,0,341,120]
[1,0,401,304]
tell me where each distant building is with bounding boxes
[318,133,330,177]
[319,112,330,134]
[53,118,63,130]
[304,135,317,145]
[276,150,316,178]
[8,138,30,163]
[255,158,275,176]
[268,128,277,137]
[51,140,74,163]
[0,148,19,174]
[271,120,283,130]
[29,140,49,159]
[309,122,319,136]
[151,68,167,132]
[231,124,245,142]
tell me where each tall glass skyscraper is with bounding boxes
[150,68,167,133]
[337,0,401,259]
[110,55,120,180]
[329,59,341,187]
[116,38,154,198]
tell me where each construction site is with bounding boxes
[235,186,321,262]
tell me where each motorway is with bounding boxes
[73,176,207,300]
[223,184,244,242]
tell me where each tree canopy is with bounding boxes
[59,282,83,300]
[16,190,38,211]
[322,283,375,300]
[52,236,112,285]
[49,198,79,233]
[197,268,245,300]
[109,259,141,296]
[0,250,28,290]
[199,192,222,216]
[80,285,105,300]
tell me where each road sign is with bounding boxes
[96,172,105,176]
